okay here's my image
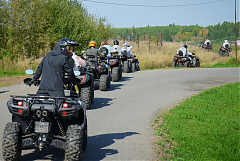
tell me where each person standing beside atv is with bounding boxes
[83,41,104,62]
[31,38,77,97]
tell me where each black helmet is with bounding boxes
[58,38,79,47]
[183,44,187,49]
[114,40,119,45]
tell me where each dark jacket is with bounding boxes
[33,43,76,90]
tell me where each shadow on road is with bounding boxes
[90,97,114,110]
[0,90,9,94]
[20,146,64,161]
[19,132,139,161]
[119,76,133,82]
[82,132,140,160]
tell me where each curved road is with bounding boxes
[0,68,239,161]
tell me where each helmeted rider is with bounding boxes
[177,45,193,63]
[83,41,104,62]
[122,43,135,58]
[222,40,230,49]
[99,40,112,58]
[31,38,77,97]
[204,39,211,46]
[111,40,123,55]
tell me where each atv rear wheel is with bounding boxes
[122,61,128,73]
[80,85,91,109]
[2,122,22,161]
[132,62,136,72]
[112,67,119,82]
[99,75,108,91]
[65,125,83,161]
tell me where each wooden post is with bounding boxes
[124,36,125,44]
[137,34,139,52]
[157,34,159,47]
[121,32,122,40]
[149,34,151,51]
[144,32,145,41]
[161,32,163,47]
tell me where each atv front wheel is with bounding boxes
[172,61,176,67]
[80,85,91,109]
[196,61,200,67]
[2,122,22,161]
[184,61,190,68]
[65,125,83,161]
[112,67,119,82]
[99,75,108,91]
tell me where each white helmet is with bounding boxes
[224,40,228,43]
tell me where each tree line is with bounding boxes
[111,21,240,44]
[0,0,111,66]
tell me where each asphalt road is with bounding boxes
[0,68,239,161]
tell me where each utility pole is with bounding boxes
[235,0,237,65]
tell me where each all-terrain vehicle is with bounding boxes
[172,52,200,68]
[128,53,140,72]
[2,69,87,161]
[121,48,132,73]
[84,54,111,91]
[202,42,213,51]
[219,44,232,57]
[100,46,123,82]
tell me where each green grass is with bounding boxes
[202,58,240,68]
[155,82,240,161]
[0,70,25,77]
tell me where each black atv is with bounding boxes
[128,54,140,72]
[2,70,87,161]
[172,52,200,68]
[121,50,132,73]
[219,45,232,57]
[84,55,111,91]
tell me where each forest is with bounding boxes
[111,21,240,45]
[0,0,111,65]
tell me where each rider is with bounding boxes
[83,41,104,62]
[177,45,193,64]
[31,38,77,97]
[222,40,230,49]
[99,40,112,58]
[122,43,135,57]
[204,39,211,46]
[111,40,123,55]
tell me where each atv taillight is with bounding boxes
[18,101,23,106]
[62,111,67,116]
[63,103,68,108]
[18,109,22,114]
[79,65,82,67]
[98,65,101,68]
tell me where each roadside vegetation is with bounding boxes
[153,82,240,161]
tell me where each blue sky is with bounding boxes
[81,0,240,28]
